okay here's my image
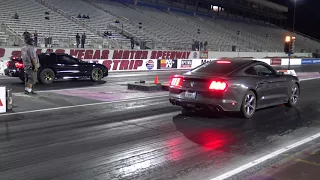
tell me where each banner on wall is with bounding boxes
[301,59,320,64]
[270,58,282,65]
[0,48,196,60]
[89,59,158,71]
[180,59,192,68]
[157,59,177,69]
[200,51,208,59]
[0,60,9,75]
[145,60,155,70]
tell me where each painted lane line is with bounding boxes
[300,77,320,81]
[210,132,320,180]
[0,95,168,117]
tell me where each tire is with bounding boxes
[285,83,300,107]
[19,75,25,82]
[90,68,103,82]
[38,68,55,85]
[181,107,194,116]
[240,90,257,118]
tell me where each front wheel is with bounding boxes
[240,90,257,118]
[285,83,299,107]
[90,68,103,82]
[38,68,55,85]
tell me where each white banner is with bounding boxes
[0,60,9,75]
[0,86,6,113]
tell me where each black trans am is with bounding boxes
[169,59,300,118]
[4,53,108,84]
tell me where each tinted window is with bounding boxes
[245,64,276,76]
[38,54,56,64]
[191,60,249,75]
[254,64,276,76]
[57,55,79,64]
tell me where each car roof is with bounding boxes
[207,58,268,76]
[215,58,259,64]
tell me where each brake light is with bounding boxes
[170,77,183,87]
[6,62,10,67]
[216,60,231,64]
[209,81,228,91]
[15,62,24,69]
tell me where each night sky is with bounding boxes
[270,0,320,39]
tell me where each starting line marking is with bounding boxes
[0,95,168,117]
[210,132,320,180]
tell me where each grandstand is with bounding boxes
[0,0,319,53]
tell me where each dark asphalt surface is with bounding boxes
[0,65,319,93]
[0,70,188,93]
[1,69,320,180]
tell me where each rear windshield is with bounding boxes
[191,60,249,75]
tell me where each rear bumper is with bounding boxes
[169,93,242,112]
[4,68,23,77]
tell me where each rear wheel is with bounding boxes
[39,68,55,85]
[90,68,103,82]
[181,107,194,116]
[19,75,25,82]
[240,90,257,118]
[285,83,299,107]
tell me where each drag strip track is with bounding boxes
[0,65,319,93]
[0,70,188,93]
[1,79,320,180]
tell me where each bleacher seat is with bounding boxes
[0,0,103,48]
[0,0,319,52]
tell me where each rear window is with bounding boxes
[191,60,250,75]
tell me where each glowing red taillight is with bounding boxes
[15,62,24,69]
[6,62,10,67]
[170,77,183,87]
[208,81,228,91]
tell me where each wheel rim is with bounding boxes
[44,72,52,82]
[245,94,256,115]
[92,69,102,81]
[290,86,299,104]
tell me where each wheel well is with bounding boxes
[249,89,258,98]
[248,88,258,106]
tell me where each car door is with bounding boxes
[253,64,288,106]
[56,54,81,78]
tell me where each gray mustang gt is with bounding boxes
[169,59,300,118]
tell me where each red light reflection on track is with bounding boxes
[165,128,235,162]
[166,138,182,161]
[198,130,228,151]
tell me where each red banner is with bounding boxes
[271,58,281,65]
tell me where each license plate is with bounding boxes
[185,91,196,99]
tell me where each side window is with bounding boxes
[57,55,78,64]
[253,64,276,76]
[39,54,56,64]
[244,67,257,75]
